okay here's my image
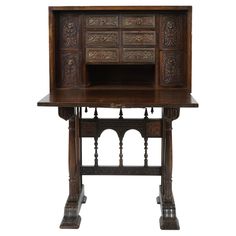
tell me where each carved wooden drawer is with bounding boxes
[86,31,119,47]
[86,15,119,28]
[122,31,156,46]
[86,48,119,63]
[121,14,155,28]
[122,48,155,63]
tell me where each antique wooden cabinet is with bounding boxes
[38,6,198,230]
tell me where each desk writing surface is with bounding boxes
[38,89,198,108]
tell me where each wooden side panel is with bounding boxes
[56,14,82,88]
[160,14,184,50]
[160,51,185,87]
[57,52,80,87]
[159,13,187,88]
[59,15,80,49]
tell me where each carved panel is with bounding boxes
[122,31,156,46]
[122,15,155,28]
[122,48,155,63]
[160,51,184,86]
[86,15,119,28]
[59,15,79,48]
[86,48,119,63]
[160,14,183,50]
[86,31,119,47]
[58,53,79,87]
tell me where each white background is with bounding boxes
[0,0,236,235]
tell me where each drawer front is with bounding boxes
[122,31,156,46]
[86,48,119,63]
[122,48,155,63]
[86,15,119,28]
[86,31,119,47]
[121,15,155,28]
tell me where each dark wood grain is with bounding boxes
[39,6,197,231]
[38,89,198,108]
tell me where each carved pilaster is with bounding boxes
[158,107,180,230]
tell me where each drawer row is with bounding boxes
[86,48,155,63]
[59,13,184,50]
[86,14,155,28]
[86,31,156,47]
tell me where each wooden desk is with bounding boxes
[38,6,198,230]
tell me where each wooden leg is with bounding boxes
[58,107,86,229]
[158,107,180,230]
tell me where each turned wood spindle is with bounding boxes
[94,138,98,167]
[144,138,148,167]
[119,138,123,167]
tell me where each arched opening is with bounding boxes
[123,129,144,166]
[98,129,119,166]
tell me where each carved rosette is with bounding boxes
[60,53,79,87]
[60,15,79,48]
[160,15,183,50]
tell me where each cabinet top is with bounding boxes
[49,6,192,11]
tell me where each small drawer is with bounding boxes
[121,14,155,28]
[86,31,119,47]
[86,15,119,28]
[86,48,119,63]
[122,31,156,46]
[122,48,155,63]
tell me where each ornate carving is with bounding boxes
[86,31,119,46]
[58,107,75,121]
[163,108,180,121]
[60,15,79,48]
[86,48,119,63]
[60,53,79,87]
[122,48,155,63]
[122,15,155,28]
[160,15,183,49]
[86,15,119,28]
[123,31,156,45]
[160,51,184,86]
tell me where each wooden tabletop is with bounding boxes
[37,89,198,108]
